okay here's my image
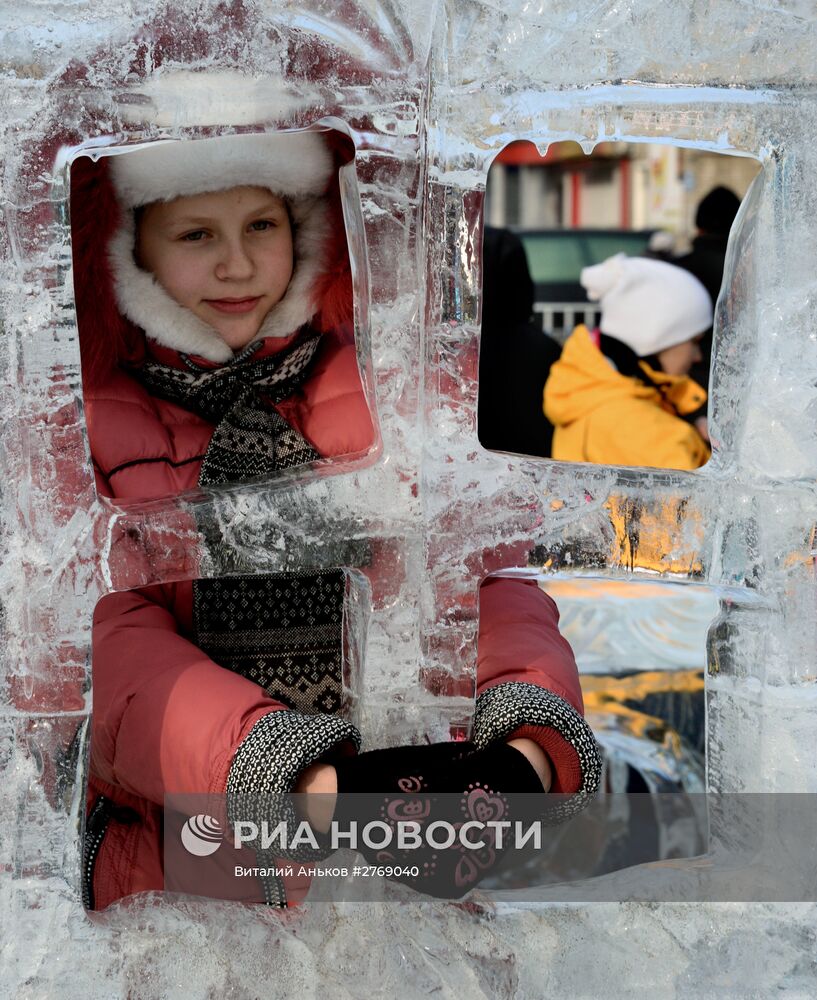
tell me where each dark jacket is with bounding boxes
[674,233,729,396]
[479,227,560,457]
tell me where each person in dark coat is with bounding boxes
[478,226,561,458]
[674,186,741,419]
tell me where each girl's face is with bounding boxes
[137,186,294,351]
[656,335,704,377]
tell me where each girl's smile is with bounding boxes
[136,186,294,351]
[204,296,263,314]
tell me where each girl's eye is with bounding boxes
[248,220,275,232]
[180,230,208,242]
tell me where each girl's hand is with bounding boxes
[293,762,337,833]
[505,737,553,791]
[295,743,473,832]
[294,739,552,839]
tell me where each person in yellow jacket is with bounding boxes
[544,253,713,471]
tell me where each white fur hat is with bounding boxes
[107,129,336,362]
[113,70,323,129]
[581,254,713,357]
[109,130,334,209]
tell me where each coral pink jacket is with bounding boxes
[84,331,598,910]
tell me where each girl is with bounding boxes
[544,253,714,471]
[72,125,600,908]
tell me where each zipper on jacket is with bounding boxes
[84,796,284,909]
[82,796,111,910]
[82,796,139,911]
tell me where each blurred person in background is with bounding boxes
[645,230,677,262]
[675,185,741,308]
[478,226,561,458]
[543,254,713,471]
[674,185,741,438]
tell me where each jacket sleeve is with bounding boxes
[92,587,360,807]
[587,398,709,471]
[473,577,601,798]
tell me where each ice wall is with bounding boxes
[2,0,817,996]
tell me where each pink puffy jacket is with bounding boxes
[83,329,599,909]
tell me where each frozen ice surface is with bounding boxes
[3,0,817,996]
[541,578,719,673]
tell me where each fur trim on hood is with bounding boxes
[109,130,333,208]
[108,190,330,363]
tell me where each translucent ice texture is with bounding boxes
[3,0,817,995]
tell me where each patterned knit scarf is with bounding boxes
[134,331,346,715]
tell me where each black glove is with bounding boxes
[335,741,545,899]
[333,741,475,794]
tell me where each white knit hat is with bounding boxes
[106,110,337,361]
[581,254,713,357]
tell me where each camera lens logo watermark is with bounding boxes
[180,814,223,857]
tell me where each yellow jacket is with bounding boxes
[544,325,710,471]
